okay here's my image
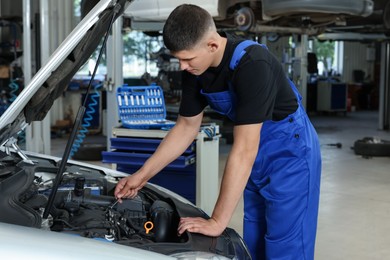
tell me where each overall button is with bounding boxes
[294,134,300,138]
[289,118,294,123]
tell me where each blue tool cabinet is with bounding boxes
[317,81,348,113]
[102,127,220,215]
[102,135,197,203]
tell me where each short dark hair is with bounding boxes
[163,4,215,52]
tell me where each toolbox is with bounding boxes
[116,85,175,129]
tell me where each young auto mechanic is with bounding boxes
[115,4,322,259]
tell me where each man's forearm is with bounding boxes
[211,124,261,229]
[211,149,254,228]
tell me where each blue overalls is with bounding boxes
[200,40,322,260]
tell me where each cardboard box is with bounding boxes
[0,66,10,79]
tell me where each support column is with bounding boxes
[22,0,32,86]
[294,34,308,110]
[379,42,390,130]
[106,17,123,146]
[26,0,51,154]
[39,0,51,154]
[23,0,33,151]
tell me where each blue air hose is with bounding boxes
[70,82,102,157]
[8,79,26,145]
[9,79,19,102]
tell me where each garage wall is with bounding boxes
[0,0,22,17]
[342,41,375,83]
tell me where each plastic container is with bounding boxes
[116,85,175,129]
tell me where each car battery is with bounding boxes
[116,85,175,129]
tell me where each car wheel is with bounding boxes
[353,137,390,157]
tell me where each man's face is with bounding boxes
[172,44,213,76]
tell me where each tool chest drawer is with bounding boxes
[102,150,195,168]
[103,137,196,169]
[109,137,195,154]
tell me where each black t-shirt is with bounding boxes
[179,33,298,125]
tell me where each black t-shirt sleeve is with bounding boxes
[178,71,208,117]
[233,59,276,125]
[178,38,297,122]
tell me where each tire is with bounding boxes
[353,137,390,157]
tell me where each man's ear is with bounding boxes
[207,39,219,53]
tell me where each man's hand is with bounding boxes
[114,173,146,201]
[177,217,225,237]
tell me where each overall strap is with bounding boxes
[229,40,268,70]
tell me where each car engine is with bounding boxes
[42,176,179,245]
[0,153,180,246]
[0,152,251,259]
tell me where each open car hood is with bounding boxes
[0,0,132,146]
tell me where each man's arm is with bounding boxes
[178,122,261,236]
[115,113,204,199]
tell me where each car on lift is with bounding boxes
[125,0,389,37]
[0,0,250,259]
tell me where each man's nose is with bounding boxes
[179,60,189,71]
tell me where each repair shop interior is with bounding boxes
[0,0,389,259]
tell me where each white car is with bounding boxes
[0,0,250,259]
[125,0,382,34]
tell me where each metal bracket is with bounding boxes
[4,137,34,165]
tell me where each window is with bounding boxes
[122,31,162,78]
[313,39,336,77]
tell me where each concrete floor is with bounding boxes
[52,110,390,259]
[311,111,390,260]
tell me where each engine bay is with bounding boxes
[0,152,182,246]
[0,151,249,259]
[39,175,180,245]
